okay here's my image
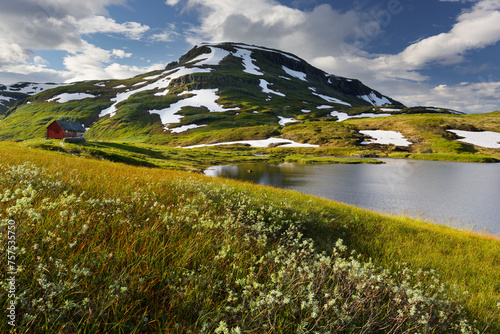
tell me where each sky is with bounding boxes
[1,0,500,113]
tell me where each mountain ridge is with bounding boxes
[0,42,464,144]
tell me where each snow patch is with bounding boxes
[278,116,299,126]
[170,124,207,133]
[351,113,392,119]
[360,130,411,147]
[47,93,96,103]
[142,74,162,80]
[184,137,319,148]
[233,49,263,75]
[259,79,285,97]
[379,108,401,112]
[329,111,350,122]
[2,82,65,94]
[233,44,302,62]
[448,130,500,149]
[329,110,393,122]
[301,109,311,113]
[282,66,307,81]
[312,92,351,106]
[359,92,391,106]
[100,66,211,117]
[0,96,14,102]
[190,46,231,66]
[317,105,333,109]
[149,89,238,127]
[113,84,126,89]
[95,82,106,87]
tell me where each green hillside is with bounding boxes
[0,42,432,144]
[0,42,498,164]
[0,142,499,333]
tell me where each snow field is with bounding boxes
[259,79,285,96]
[358,92,391,106]
[47,93,96,103]
[448,130,500,149]
[278,116,299,126]
[149,89,239,128]
[184,137,319,148]
[282,66,307,81]
[312,92,351,106]
[170,124,207,133]
[360,130,412,147]
[3,82,64,94]
[329,111,392,122]
[233,49,264,75]
[99,67,211,118]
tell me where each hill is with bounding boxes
[0,42,460,144]
[0,142,499,333]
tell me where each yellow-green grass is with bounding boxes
[346,112,500,162]
[0,142,498,333]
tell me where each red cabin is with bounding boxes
[46,120,86,139]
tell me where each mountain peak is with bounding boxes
[1,42,419,142]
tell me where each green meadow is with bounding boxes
[0,142,499,333]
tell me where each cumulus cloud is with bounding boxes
[112,49,132,58]
[0,0,150,83]
[312,0,500,80]
[78,16,150,40]
[304,0,500,112]
[398,0,500,67]
[63,42,166,82]
[171,0,359,60]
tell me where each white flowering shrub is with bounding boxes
[0,162,495,333]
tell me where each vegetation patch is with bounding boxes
[0,145,498,332]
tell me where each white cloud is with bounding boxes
[172,0,359,59]
[150,32,174,42]
[78,16,150,40]
[112,49,132,58]
[0,0,150,83]
[399,1,500,67]
[62,42,166,82]
[306,0,500,112]
[149,25,179,42]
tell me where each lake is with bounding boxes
[205,159,500,236]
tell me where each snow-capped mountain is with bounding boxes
[0,42,457,143]
[0,82,65,114]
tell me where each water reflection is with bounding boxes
[205,159,500,236]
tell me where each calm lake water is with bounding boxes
[205,159,500,236]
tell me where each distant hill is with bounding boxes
[0,42,463,143]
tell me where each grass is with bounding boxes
[23,139,387,172]
[282,154,383,164]
[0,142,499,333]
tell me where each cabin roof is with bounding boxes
[52,120,85,132]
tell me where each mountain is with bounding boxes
[0,42,460,144]
[0,82,64,115]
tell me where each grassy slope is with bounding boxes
[0,142,498,332]
[279,111,500,162]
[21,139,385,174]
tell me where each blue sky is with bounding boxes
[1,0,500,113]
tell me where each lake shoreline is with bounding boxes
[205,158,500,237]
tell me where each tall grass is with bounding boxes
[0,142,499,333]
